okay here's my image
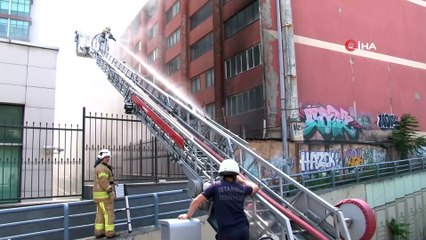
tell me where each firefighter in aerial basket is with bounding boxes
[98,27,116,53]
[178,159,259,240]
[93,149,118,238]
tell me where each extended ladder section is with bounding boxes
[75,33,351,240]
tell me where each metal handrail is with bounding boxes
[290,157,426,194]
[0,189,188,240]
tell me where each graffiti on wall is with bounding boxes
[300,105,362,141]
[300,150,341,172]
[343,147,387,167]
[357,114,375,130]
[243,151,296,179]
[299,145,387,172]
[362,148,386,164]
[344,148,364,167]
[377,113,398,130]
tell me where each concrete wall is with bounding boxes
[0,39,58,123]
[316,172,426,239]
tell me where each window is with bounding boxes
[167,56,180,75]
[224,0,259,38]
[0,18,7,38]
[226,85,263,116]
[190,0,212,30]
[0,0,10,14]
[190,32,213,60]
[0,104,23,201]
[10,0,30,17]
[205,103,215,119]
[205,69,214,88]
[9,19,29,40]
[148,23,158,39]
[0,104,23,143]
[1,0,30,16]
[0,0,31,40]
[191,76,200,93]
[166,28,180,49]
[148,48,158,63]
[224,44,261,79]
[166,0,180,23]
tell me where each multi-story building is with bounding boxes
[0,0,58,201]
[122,0,270,138]
[121,0,426,173]
[0,0,58,124]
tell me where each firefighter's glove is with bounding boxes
[106,185,113,192]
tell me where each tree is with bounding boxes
[391,114,426,159]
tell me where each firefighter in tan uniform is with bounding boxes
[93,149,118,238]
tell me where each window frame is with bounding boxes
[166,0,181,23]
[224,44,262,79]
[190,0,212,30]
[190,32,213,61]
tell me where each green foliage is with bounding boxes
[388,218,409,240]
[391,114,426,159]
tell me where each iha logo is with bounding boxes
[345,39,377,52]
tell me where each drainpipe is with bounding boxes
[277,0,299,174]
[282,0,299,121]
[276,0,289,174]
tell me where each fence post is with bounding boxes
[409,159,412,173]
[153,193,159,228]
[376,163,379,178]
[394,161,397,175]
[355,167,360,182]
[154,139,158,182]
[82,107,86,199]
[63,203,69,240]
[300,174,305,186]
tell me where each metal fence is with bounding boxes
[281,157,426,195]
[0,122,83,202]
[0,108,185,203]
[82,109,185,183]
[0,189,191,240]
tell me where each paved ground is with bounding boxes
[78,216,216,240]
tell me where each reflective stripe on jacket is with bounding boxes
[93,162,115,202]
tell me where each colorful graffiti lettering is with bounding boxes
[300,150,341,172]
[377,113,398,129]
[344,148,364,167]
[300,105,362,140]
[343,147,387,167]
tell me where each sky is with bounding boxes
[34,0,148,125]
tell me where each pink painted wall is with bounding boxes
[292,0,426,129]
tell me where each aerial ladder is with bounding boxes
[74,32,376,240]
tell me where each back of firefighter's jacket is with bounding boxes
[93,163,115,202]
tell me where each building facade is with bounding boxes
[121,0,426,173]
[0,0,58,124]
[0,0,58,201]
[122,0,273,139]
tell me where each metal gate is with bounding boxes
[0,107,185,203]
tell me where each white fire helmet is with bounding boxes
[97,149,111,160]
[218,159,240,176]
